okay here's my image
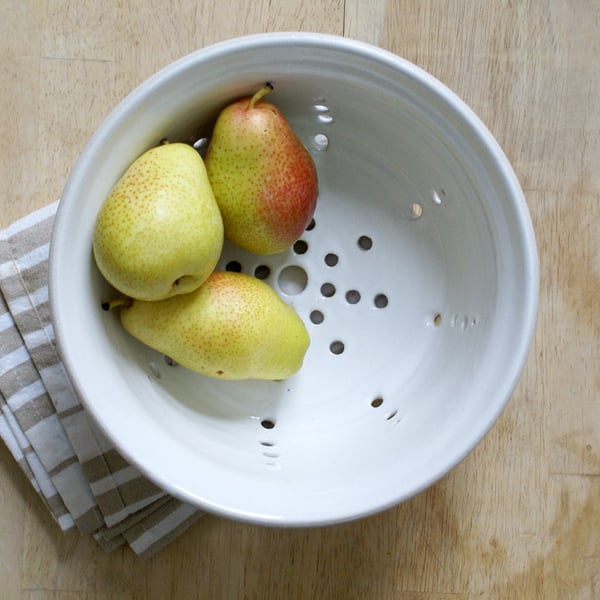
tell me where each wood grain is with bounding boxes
[1,1,598,598]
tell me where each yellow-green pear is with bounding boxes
[93,142,224,301]
[117,271,310,380]
[205,84,318,255]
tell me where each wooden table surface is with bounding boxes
[1,2,598,598]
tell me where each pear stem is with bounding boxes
[101,298,133,311]
[248,82,274,109]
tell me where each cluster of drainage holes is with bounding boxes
[259,421,279,467]
[225,223,389,358]
[147,355,181,379]
[312,233,388,306]
[311,100,332,152]
[309,233,388,355]
[225,260,271,281]
[308,233,388,356]
[370,397,400,422]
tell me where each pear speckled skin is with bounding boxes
[119,271,310,380]
[205,90,318,255]
[93,143,224,301]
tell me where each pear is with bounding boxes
[116,271,310,380]
[205,84,318,255]
[93,142,224,301]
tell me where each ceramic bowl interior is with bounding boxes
[50,32,538,525]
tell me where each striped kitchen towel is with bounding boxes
[0,201,204,558]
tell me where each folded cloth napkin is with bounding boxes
[0,201,204,558]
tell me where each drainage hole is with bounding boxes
[164,355,177,366]
[261,419,276,429]
[411,202,423,219]
[310,310,325,324]
[386,410,398,421]
[293,240,308,254]
[374,294,388,308]
[260,440,275,447]
[262,451,279,458]
[254,264,271,280]
[320,282,336,297]
[312,133,329,151]
[226,260,242,272]
[358,235,373,250]
[330,341,345,355]
[371,397,384,408]
[317,114,334,124]
[192,137,208,150]
[306,218,316,231]
[278,265,308,295]
[432,188,446,205]
[345,290,361,304]
[324,253,338,267]
[433,313,442,326]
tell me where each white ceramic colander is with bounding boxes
[50,32,539,526]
